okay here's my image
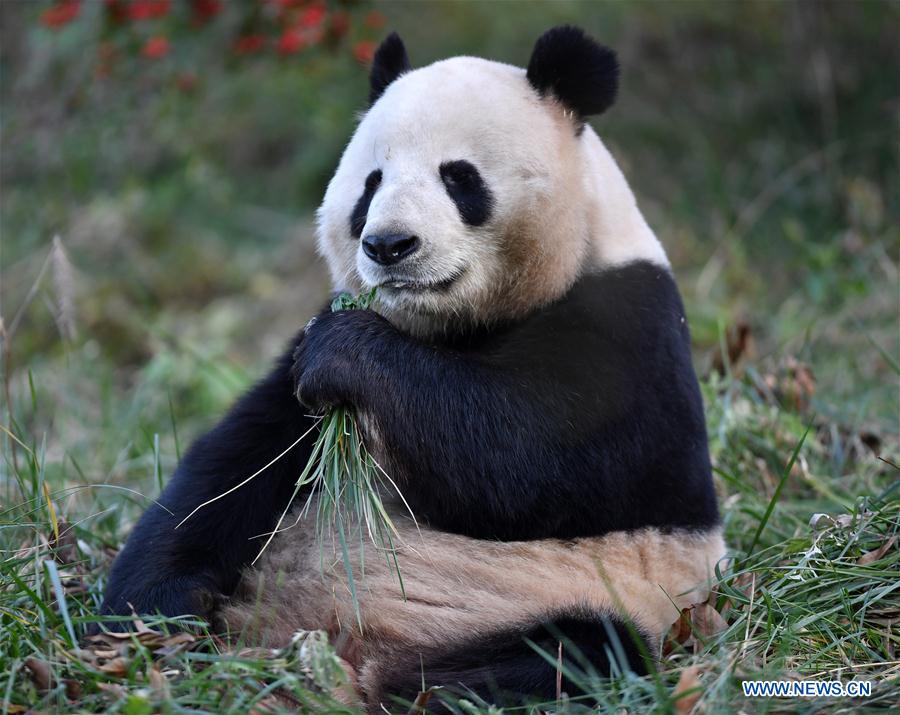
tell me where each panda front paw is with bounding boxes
[292,308,392,411]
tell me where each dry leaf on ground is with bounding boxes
[691,602,728,641]
[673,665,703,714]
[858,535,897,565]
[24,657,54,692]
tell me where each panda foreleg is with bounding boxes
[99,329,321,628]
[293,304,603,540]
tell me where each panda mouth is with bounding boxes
[378,269,464,293]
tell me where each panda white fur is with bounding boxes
[102,27,725,712]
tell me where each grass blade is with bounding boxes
[43,559,76,647]
[747,419,813,556]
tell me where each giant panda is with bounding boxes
[101,26,725,711]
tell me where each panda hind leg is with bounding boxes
[373,612,650,713]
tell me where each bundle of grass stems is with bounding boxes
[179,290,409,629]
[256,289,410,628]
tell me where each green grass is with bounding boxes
[2,321,897,713]
[1,0,898,712]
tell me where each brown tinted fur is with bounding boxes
[219,499,725,706]
[485,103,591,321]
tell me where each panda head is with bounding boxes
[317,26,666,336]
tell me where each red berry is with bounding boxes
[298,5,326,29]
[141,35,169,59]
[40,0,80,29]
[128,0,170,21]
[278,28,306,55]
[234,34,266,55]
[353,40,376,65]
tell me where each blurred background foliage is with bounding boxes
[1,0,897,488]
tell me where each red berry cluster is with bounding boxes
[38,0,388,69]
[40,0,80,28]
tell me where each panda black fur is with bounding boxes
[101,26,724,711]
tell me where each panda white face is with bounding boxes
[317,57,588,332]
[317,30,669,335]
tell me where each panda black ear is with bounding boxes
[369,32,411,105]
[526,25,619,120]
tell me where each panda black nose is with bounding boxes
[362,233,420,265]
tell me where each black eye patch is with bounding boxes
[349,169,382,238]
[439,160,493,227]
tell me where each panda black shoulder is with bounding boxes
[372,259,719,541]
[517,262,716,533]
